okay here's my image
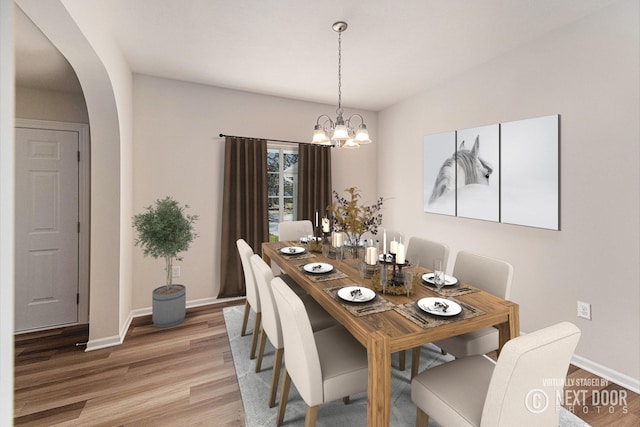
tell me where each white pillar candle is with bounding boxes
[322,217,330,233]
[315,211,319,227]
[332,232,343,248]
[389,238,398,255]
[396,242,405,264]
[366,246,378,265]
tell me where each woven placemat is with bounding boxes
[394,299,485,329]
[297,264,348,282]
[280,251,316,261]
[324,285,395,317]
[420,280,481,297]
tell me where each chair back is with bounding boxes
[406,237,450,270]
[236,239,260,311]
[271,277,323,405]
[250,254,283,349]
[453,251,513,299]
[278,220,313,242]
[481,322,581,427]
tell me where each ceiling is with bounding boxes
[15,0,619,111]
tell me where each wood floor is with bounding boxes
[14,302,639,426]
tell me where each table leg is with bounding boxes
[367,331,390,426]
[498,302,520,353]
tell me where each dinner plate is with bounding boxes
[417,297,462,317]
[280,246,305,255]
[421,273,458,286]
[299,236,320,243]
[337,286,376,303]
[303,262,334,274]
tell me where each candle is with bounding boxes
[383,230,387,254]
[396,242,405,264]
[366,246,378,265]
[389,238,398,255]
[315,211,319,227]
[322,217,330,233]
[332,232,343,247]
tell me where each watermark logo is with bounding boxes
[525,389,549,413]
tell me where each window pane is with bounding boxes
[267,151,279,172]
[267,173,279,196]
[283,178,294,196]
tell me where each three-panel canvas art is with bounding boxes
[423,114,559,230]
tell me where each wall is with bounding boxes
[132,74,378,308]
[378,0,639,388]
[15,86,88,123]
[0,0,15,421]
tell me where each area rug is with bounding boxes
[223,305,589,426]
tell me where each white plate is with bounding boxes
[337,286,376,303]
[417,297,462,317]
[421,273,458,286]
[280,246,306,255]
[303,262,334,274]
[300,236,320,243]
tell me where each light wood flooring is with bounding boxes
[15,301,639,426]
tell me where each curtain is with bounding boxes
[218,137,268,297]
[297,144,332,226]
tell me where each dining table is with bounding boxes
[262,240,519,427]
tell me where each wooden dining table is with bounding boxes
[262,240,519,427]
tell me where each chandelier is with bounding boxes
[311,21,371,149]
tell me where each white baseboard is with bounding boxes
[85,297,245,352]
[571,353,640,394]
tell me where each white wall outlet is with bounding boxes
[577,301,591,320]
[172,266,181,278]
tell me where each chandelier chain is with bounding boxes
[337,29,342,116]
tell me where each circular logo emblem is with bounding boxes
[525,389,549,414]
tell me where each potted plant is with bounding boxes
[133,196,199,327]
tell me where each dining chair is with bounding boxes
[411,322,581,427]
[399,237,450,370]
[236,239,262,360]
[278,219,313,241]
[409,250,513,377]
[250,255,337,408]
[271,277,368,427]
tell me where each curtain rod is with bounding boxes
[219,133,319,146]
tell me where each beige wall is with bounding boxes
[131,74,377,307]
[378,0,639,386]
[15,86,88,123]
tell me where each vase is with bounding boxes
[152,284,186,327]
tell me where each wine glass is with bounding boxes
[433,259,445,293]
[403,267,415,297]
[335,245,343,267]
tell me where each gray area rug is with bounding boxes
[223,305,589,426]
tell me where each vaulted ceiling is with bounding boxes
[15,0,619,111]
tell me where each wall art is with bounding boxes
[423,131,456,216]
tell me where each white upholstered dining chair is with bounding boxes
[271,277,368,427]
[411,322,581,427]
[409,250,513,377]
[250,254,337,408]
[278,219,313,241]
[236,239,262,360]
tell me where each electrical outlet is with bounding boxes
[577,301,591,320]
[172,266,181,278]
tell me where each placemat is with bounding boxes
[421,280,481,297]
[297,264,349,282]
[280,251,316,261]
[324,285,395,317]
[394,299,485,329]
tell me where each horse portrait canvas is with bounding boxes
[501,114,559,230]
[423,131,456,216]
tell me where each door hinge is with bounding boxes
[77,293,80,305]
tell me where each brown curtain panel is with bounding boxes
[297,144,332,225]
[218,137,268,298]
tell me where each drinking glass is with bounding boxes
[433,259,445,293]
[335,246,343,267]
[403,267,415,297]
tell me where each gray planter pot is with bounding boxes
[152,284,186,327]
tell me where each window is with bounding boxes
[267,144,298,239]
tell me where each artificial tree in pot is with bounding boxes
[133,196,198,327]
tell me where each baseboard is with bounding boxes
[85,297,245,352]
[571,353,640,394]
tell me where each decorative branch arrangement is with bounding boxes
[328,187,383,248]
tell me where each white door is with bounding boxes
[15,127,79,331]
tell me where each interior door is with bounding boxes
[15,127,79,332]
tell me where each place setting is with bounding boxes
[299,261,348,282]
[394,294,485,328]
[279,244,315,260]
[324,284,394,316]
[420,259,479,297]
